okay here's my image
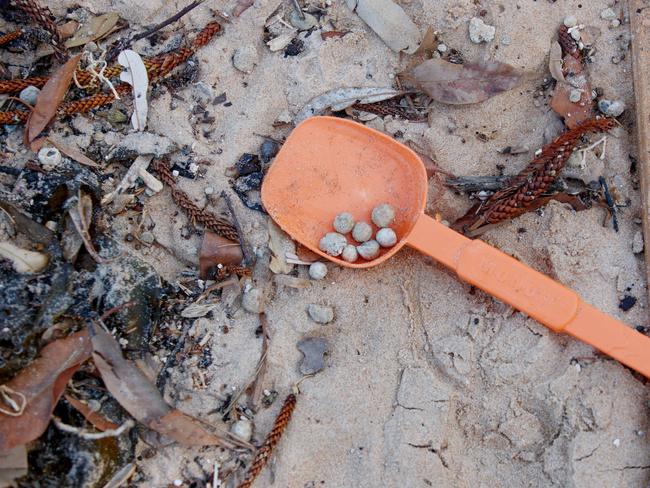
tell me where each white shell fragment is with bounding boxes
[118,49,149,131]
[341,244,359,263]
[371,203,395,227]
[357,240,380,260]
[352,222,373,243]
[333,212,355,234]
[309,262,328,280]
[345,0,422,54]
[376,228,397,247]
[294,87,400,124]
[38,146,62,170]
[319,232,347,256]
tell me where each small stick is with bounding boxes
[599,176,619,232]
[106,0,205,60]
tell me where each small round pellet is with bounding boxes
[357,240,380,260]
[309,262,328,280]
[341,244,358,263]
[333,212,355,234]
[371,203,395,228]
[319,232,347,256]
[376,228,397,247]
[352,221,373,243]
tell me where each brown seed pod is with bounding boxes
[237,393,297,488]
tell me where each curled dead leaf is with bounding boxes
[406,58,522,105]
[199,231,243,279]
[26,54,82,149]
[550,55,594,128]
[65,12,121,48]
[0,330,92,451]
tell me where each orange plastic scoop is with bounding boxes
[262,116,650,379]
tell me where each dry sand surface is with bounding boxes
[6,0,650,486]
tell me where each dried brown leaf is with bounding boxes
[0,330,92,451]
[232,0,254,17]
[68,190,103,263]
[549,55,593,128]
[321,30,350,40]
[199,231,243,279]
[48,137,101,168]
[413,26,437,55]
[26,54,81,148]
[90,325,240,448]
[64,394,119,432]
[65,12,120,48]
[407,58,522,105]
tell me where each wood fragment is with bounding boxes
[629,0,650,308]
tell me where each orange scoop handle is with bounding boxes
[407,214,650,379]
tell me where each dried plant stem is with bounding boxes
[237,393,297,488]
[0,30,22,46]
[151,159,240,242]
[457,117,617,232]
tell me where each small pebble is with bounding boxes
[173,481,182,487]
[357,240,380,260]
[611,55,621,64]
[500,34,512,46]
[341,244,358,263]
[352,222,373,243]
[288,9,318,30]
[598,99,625,117]
[140,231,155,245]
[633,230,644,254]
[468,17,496,44]
[563,15,577,28]
[38,146,62,170]
[319,232,347,256]
[569,89,582,103]
[376,228,397,248]
[308,303,334,324]
[231,419,253,442]
[204,186,214,195]
[371,203,395,228]
[19,85,40,106]
[612,438,621,447]
[601,7,617,20]
[610,19,621,28]
[333,212,355,234]
[309,262,328,280]
[437,43,448,53]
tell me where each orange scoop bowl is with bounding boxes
[262,116,650,379]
